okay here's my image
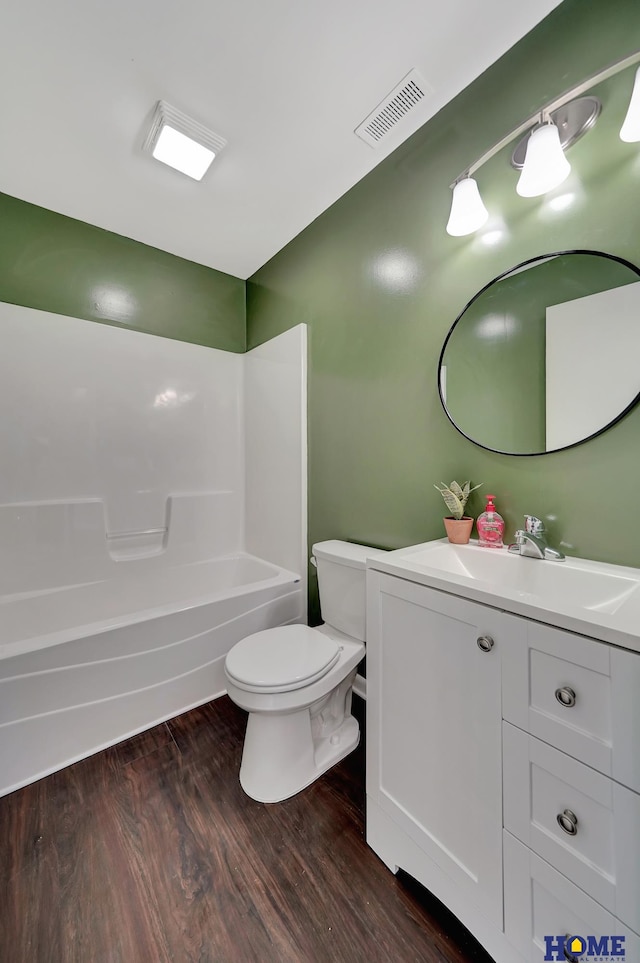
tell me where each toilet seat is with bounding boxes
[225,625,340,694]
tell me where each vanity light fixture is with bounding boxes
[142,101,227,181]
[446,176,489,236]
[515,121,571,197]
[447,49,640,236]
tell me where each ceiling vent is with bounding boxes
[355,69,433,148]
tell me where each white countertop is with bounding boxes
[367,539,640,654]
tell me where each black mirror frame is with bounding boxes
[437,249,640,456]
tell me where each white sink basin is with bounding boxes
[368,539,640,649]
[402,541,639,613]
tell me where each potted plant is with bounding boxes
[434,480,482,544]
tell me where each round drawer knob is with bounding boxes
[557,809,579,836]
[555,686,577,708]
[476,635,494,653]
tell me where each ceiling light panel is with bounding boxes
[142,101,227,181]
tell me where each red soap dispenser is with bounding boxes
[477,494,505,549]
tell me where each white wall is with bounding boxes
[245,325,307,610]
[546,281,640,451]
[0,305,307,603]
[0,303,244,594]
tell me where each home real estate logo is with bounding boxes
[544,934,626,961]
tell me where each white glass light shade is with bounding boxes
[516,123,571,197]
[152,125,216,180]
[446,177,489,236]
[620,66,640,142]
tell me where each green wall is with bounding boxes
[247,0,640,575]
[0,192,246,352]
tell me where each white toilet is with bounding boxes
[224,540,380,803]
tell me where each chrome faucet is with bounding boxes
[508,515,565,561]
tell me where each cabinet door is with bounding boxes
[366,572,508,928]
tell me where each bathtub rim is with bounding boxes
[0,552,300,661]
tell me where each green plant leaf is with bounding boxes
[434,480,482,520]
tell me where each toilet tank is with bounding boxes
[312,540,383,641]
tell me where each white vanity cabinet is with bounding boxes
[366,545,640,963]
[365,571,510,942]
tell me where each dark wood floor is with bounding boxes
[0,696,494,963]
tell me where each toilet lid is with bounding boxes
[225,625,340,693]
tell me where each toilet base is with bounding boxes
[238,673,360,803]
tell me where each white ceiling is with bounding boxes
[2,0,561,280]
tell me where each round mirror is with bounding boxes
[438,250,640,455]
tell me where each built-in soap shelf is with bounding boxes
[0,490,241,596]
[105,527,168,560]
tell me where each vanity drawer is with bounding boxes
[502,619,640,792]
[503,723,640,935]
[504,831,640,963]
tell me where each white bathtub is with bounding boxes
[0,554,302,797]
